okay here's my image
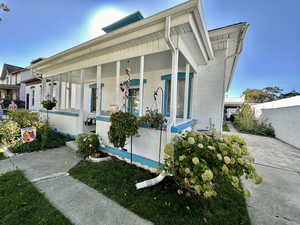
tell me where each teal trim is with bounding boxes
[101,145,160,168]
[89,83,104,89]
[96,116,111,122]
[128,79,147,86]
[39,110,79,117]
[161,72,193,81]
[53,129,76,140]
[102,11,144,33]
[162,72,193,117]
[171,120,197,133]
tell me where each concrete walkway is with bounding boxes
[0,147,152,225]
[227,124,300,225]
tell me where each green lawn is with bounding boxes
[0,152,7,160]
[69,160,251,225]
[0,171,73,225]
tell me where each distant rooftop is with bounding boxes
[102,11,144,33]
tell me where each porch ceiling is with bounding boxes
[50,50,190,84]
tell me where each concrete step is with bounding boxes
[66,141,78,152]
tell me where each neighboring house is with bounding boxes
[224,96,245,120]
[0,64,24,100]
[30,0,248,168]
[252,96,300,149]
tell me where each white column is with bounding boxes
[96,65,102,117]
[183,63,190,120]
[79,70,85,133]
[68,72,72,110]
[50,79,54,100]
[170,49,179,125]
[116,61,120,108]
[57,74,62,110]
[139,56,145,116]
[41,78,46,101]
[64,74,68,109]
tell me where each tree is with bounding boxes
[243,86,299,103]
[0,3,9,21]
[243,89,267,103]
[279,90,300,99]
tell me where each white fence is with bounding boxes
[260,106,300,149]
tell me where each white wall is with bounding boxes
[192,50,226,132]
[253,96,300,118]
[260,106,300,149]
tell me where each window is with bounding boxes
[90,84,103,113]
[32,89,35,106]
[163,73,193,118]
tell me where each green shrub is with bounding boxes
[138,108,166,129]
[223,123,230,132]
[9,124,70,154]
[0,121,20,147]
[164,130,262,199]
[234,104,275,137]
[76,134,100,156]
[108,111,139,149]
[8,110,39,128]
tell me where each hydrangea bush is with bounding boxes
[76,133,101,156]
[164,130,262,199]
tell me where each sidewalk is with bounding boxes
[0,147,152,225]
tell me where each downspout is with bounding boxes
[165,16,177,141]
[221,24,249,132]
[136,16,177,190]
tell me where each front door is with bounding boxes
[128,88,139,116]
[26,94,30,110]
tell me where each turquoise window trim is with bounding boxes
[128,79,147,86]
[89,83,104,113]
[162,72,193,118]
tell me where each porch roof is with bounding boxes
[0,84,20,90]
[29,0,213,74]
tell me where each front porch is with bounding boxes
[41,49,198,166]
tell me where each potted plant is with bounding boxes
[41,99,56,122]
[108,111,139,150]
[138,108,166,129]
[76,133,110,162]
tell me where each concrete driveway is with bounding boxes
[228,126,300,225]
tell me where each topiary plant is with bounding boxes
[164,130,262,199]
[108,111,139,149]
[41,99,56,123]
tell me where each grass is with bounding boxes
[223,123,230,132]
[0,171,73,225]
[69,160,251,225]
[0,152,7,160]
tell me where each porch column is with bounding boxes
[41,78,46,101]
[57,74,62,110]
[139,56,145,116]
[170,49,179,125]
[96,65,102,117]
[68,72,72,110]
[183,63,190,120]
[116,61,120,108]
[50,79,54,100]
[79,69,85,133]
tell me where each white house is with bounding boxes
[29,0,248,168]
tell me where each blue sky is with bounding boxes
[0,0,299,97]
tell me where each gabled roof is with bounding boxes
[0,64,24,80]
[102,11,144,33]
